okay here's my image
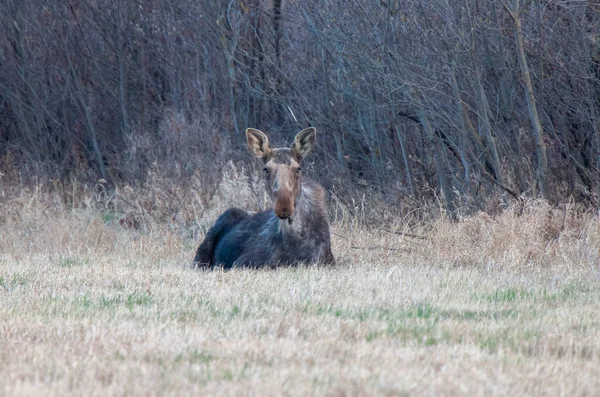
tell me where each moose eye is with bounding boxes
[263,167,269,174]
[296,167,302,173]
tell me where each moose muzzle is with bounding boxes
[274,189,295,220]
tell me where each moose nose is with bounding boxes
[277,211,290,219]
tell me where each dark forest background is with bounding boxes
[1,0,599,216]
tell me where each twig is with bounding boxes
[331,231,403,252]
[381,229,427,242]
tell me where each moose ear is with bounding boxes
[246,128,272,159]
[291,127,316,160]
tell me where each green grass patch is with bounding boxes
[170,310,198,323]
[101,212,120,224]
[229,304,241,318]
[99,296,122,309]
[479,336,500,353]
[478,327,544,355]
[58,256,89,268]
[543,282,590,302]
[386,322,448,346]
[313,303,435,323]
[313,303,519,325]
[0,273,28,290]
[484,288,531,302]
[189,349,213,364]
[49,292,154,314]
[126,292,153,310]
[438,308,519,321]
[76,294,93,309]
[479,283,591,304]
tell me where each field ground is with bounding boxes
[1,196,600,396]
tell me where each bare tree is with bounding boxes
[502,0,548,197]
[1,0,599,215]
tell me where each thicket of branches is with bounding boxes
[1,0,599,214]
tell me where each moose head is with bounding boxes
[246,128,316,221]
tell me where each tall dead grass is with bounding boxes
[1,167,599,272]
[426,200,600,270]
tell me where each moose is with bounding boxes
[193,127,335,269]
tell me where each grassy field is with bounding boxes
[1,186,600,396]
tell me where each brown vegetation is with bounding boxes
[1,176,600,395]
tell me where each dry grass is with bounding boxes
[1,177,600,396]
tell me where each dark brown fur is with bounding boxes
[193,128,335,269]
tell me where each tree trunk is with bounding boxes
[504,0,548,197]
[394,123,415,197]
[414,91,456,217]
